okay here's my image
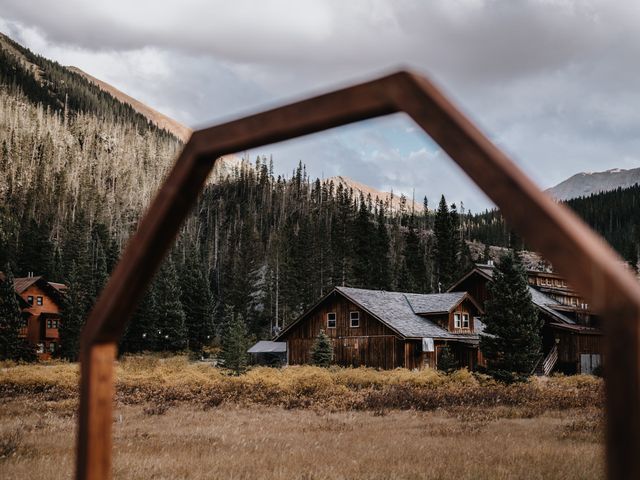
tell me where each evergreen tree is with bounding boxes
[480,253,543,382]
[437,344,458,373]
[221,306,250,374]
[121,285,158,353]
[433,195,456,291]
[155,258,187,351]
[180,247,215,353]
[310,329,333,367]
[58,263,88,361]
[0,266,33,360]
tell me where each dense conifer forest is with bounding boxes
[1,33,638,359]
[464,186,640,267]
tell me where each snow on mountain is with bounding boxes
[545,167,640,201]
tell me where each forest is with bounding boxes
[0,32,638,360]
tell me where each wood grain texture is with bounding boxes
[76,69,640,480]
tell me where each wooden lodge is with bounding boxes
[448,264,604,375]
[275,286,484,370]
[3,274,66,359]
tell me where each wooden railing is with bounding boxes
[542,344,559,376]
[76,70,640,480]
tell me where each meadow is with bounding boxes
[0,357,604,479]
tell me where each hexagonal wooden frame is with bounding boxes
[76,71,640,480]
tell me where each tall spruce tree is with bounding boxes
[155,258,187,351]
[180,248,215,353]
[0,266,33,360]
[221,306,250,374]
[480,253,543,382]
[121,285,159,353]
[58,263,88,361]
[433,195,456,291]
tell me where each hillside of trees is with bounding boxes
[1,33,638,360]
[464,186,640,267]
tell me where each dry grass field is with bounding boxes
[0,357,605,479]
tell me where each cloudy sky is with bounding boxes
[2,0,640,211]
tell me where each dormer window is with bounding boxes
[27,296,34,305]
[36,296,43,306]
[454,313,461,328]
[462,313,469,328]
[350,311,360,328]
[454,312,470,329]
[327,312,336,329]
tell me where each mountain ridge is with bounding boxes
[545,167,640,200]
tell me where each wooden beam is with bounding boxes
[76,69,640,480]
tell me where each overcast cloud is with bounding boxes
[1,0,639,211]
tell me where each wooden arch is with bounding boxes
[76,70,640,480]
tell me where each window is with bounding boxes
[52,319,58,329]
[47,319,52,329]
[454,313,461,328]
[36,296,43,306]
[327,312,336,329]
[27,296,33,305]
[462,313,470,328]
[350,311,360,328]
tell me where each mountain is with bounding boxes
[67,67,192,142]
[328,176,424,213]
[545,167,640,201]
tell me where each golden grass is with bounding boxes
[0,357,605,479]
[0,355,603,413]
[0,400,604,480]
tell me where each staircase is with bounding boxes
[533,344,559,376]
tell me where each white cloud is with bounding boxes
[2,1,640,210]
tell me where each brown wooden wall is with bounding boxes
[281,292,404,369]
[557,332,605,365]
[451,275,490,306]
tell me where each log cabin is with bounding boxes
[12,275,66,359]
[448,263,604,375]
[274,286,484,370]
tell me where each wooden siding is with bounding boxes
[281,293,403,369]
[557,331,605,373]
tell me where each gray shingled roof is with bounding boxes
[475,265,575,324]
[336,286,479,341]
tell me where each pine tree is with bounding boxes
[155,258,187,351]
[58,263,88,361]
[221,306,250,374]
[433,195,456,291]
[0,266,33,360]
[310,329,333,367]
[121,285,158,353]
[437,344,458,373]
[180,248,215,353]
[480,253,543,382]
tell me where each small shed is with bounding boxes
[247,341,287,366]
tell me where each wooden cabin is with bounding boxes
[275,286,484,370]
[448,264,604,374]
[13,275,66,359]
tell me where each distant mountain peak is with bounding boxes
[545,166,640,200]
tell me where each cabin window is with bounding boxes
[52,319,58,329]
[350,311,360,328]
[327,312,336,329]
[27,296,33,305]
[36,296,43,306]
[454,313,461,328]
[462,313,470,328]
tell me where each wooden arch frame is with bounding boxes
[76,70,640,480]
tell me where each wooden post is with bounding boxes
[75,69,640,479]
[76,343,117,480]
